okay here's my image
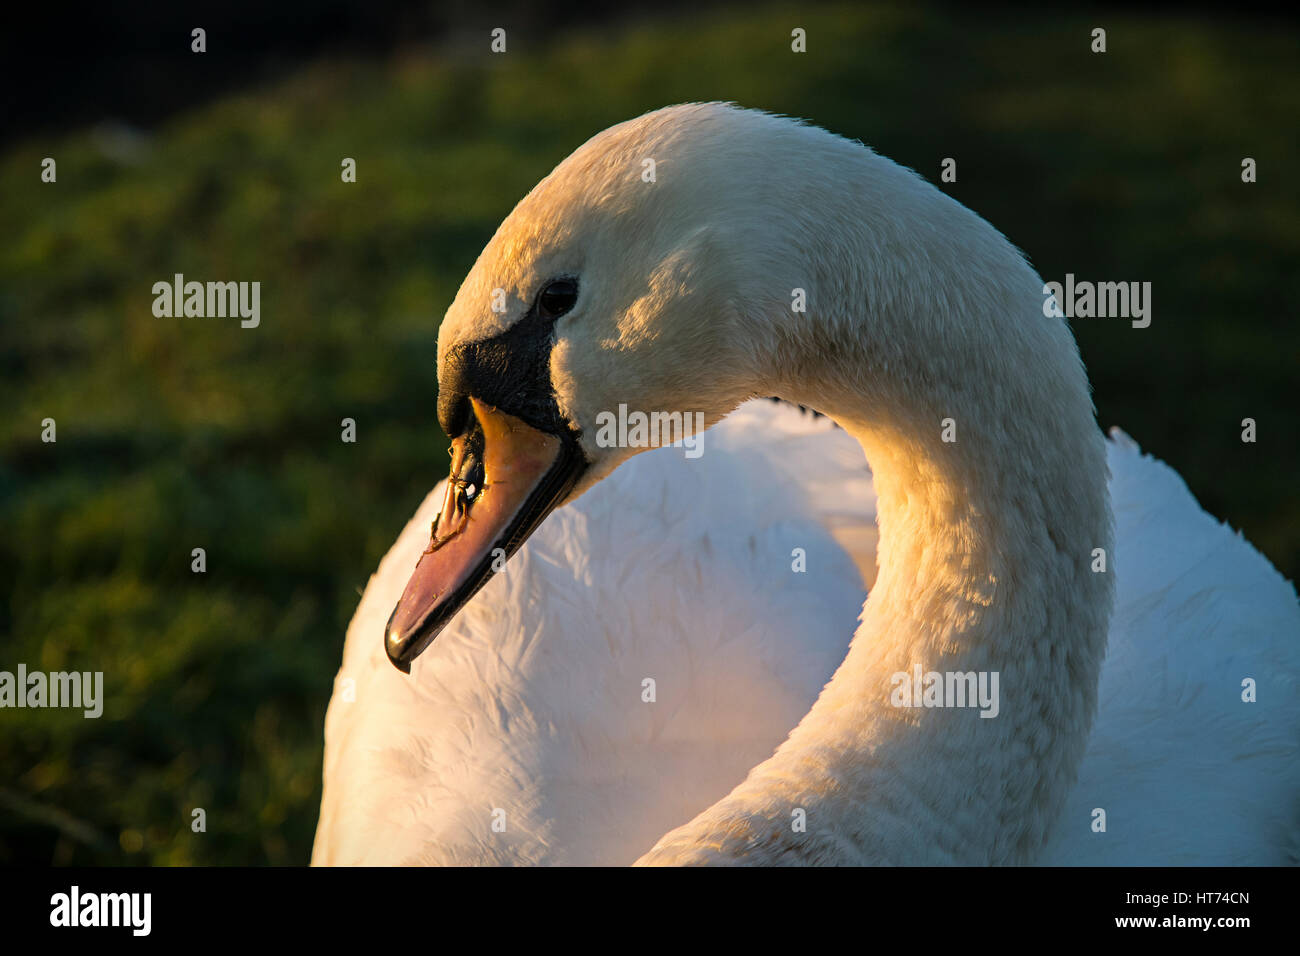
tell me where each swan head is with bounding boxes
[384,104,804,669]
[384,101,1020,669]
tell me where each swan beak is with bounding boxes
[384,397,586,672]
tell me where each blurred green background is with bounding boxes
[2,2,1296,864]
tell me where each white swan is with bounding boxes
[313,104,1300,865]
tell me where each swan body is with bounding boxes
[314,401,872,864]
[314,406,1300,865]
[313,104,1299,865]
[1043,429,1300,865]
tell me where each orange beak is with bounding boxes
[384,397,585,671]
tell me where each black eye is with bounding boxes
[537,278,578,319]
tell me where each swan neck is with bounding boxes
[641,163,1114,863]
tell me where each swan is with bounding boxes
[312,103,1300,865]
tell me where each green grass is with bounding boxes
[2,3,1296,864]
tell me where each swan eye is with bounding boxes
[537,278,578,319]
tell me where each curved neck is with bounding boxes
[637,156,1114,864]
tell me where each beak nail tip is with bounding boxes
[384,626,412,674]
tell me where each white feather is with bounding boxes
[1041,429,1300,864]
